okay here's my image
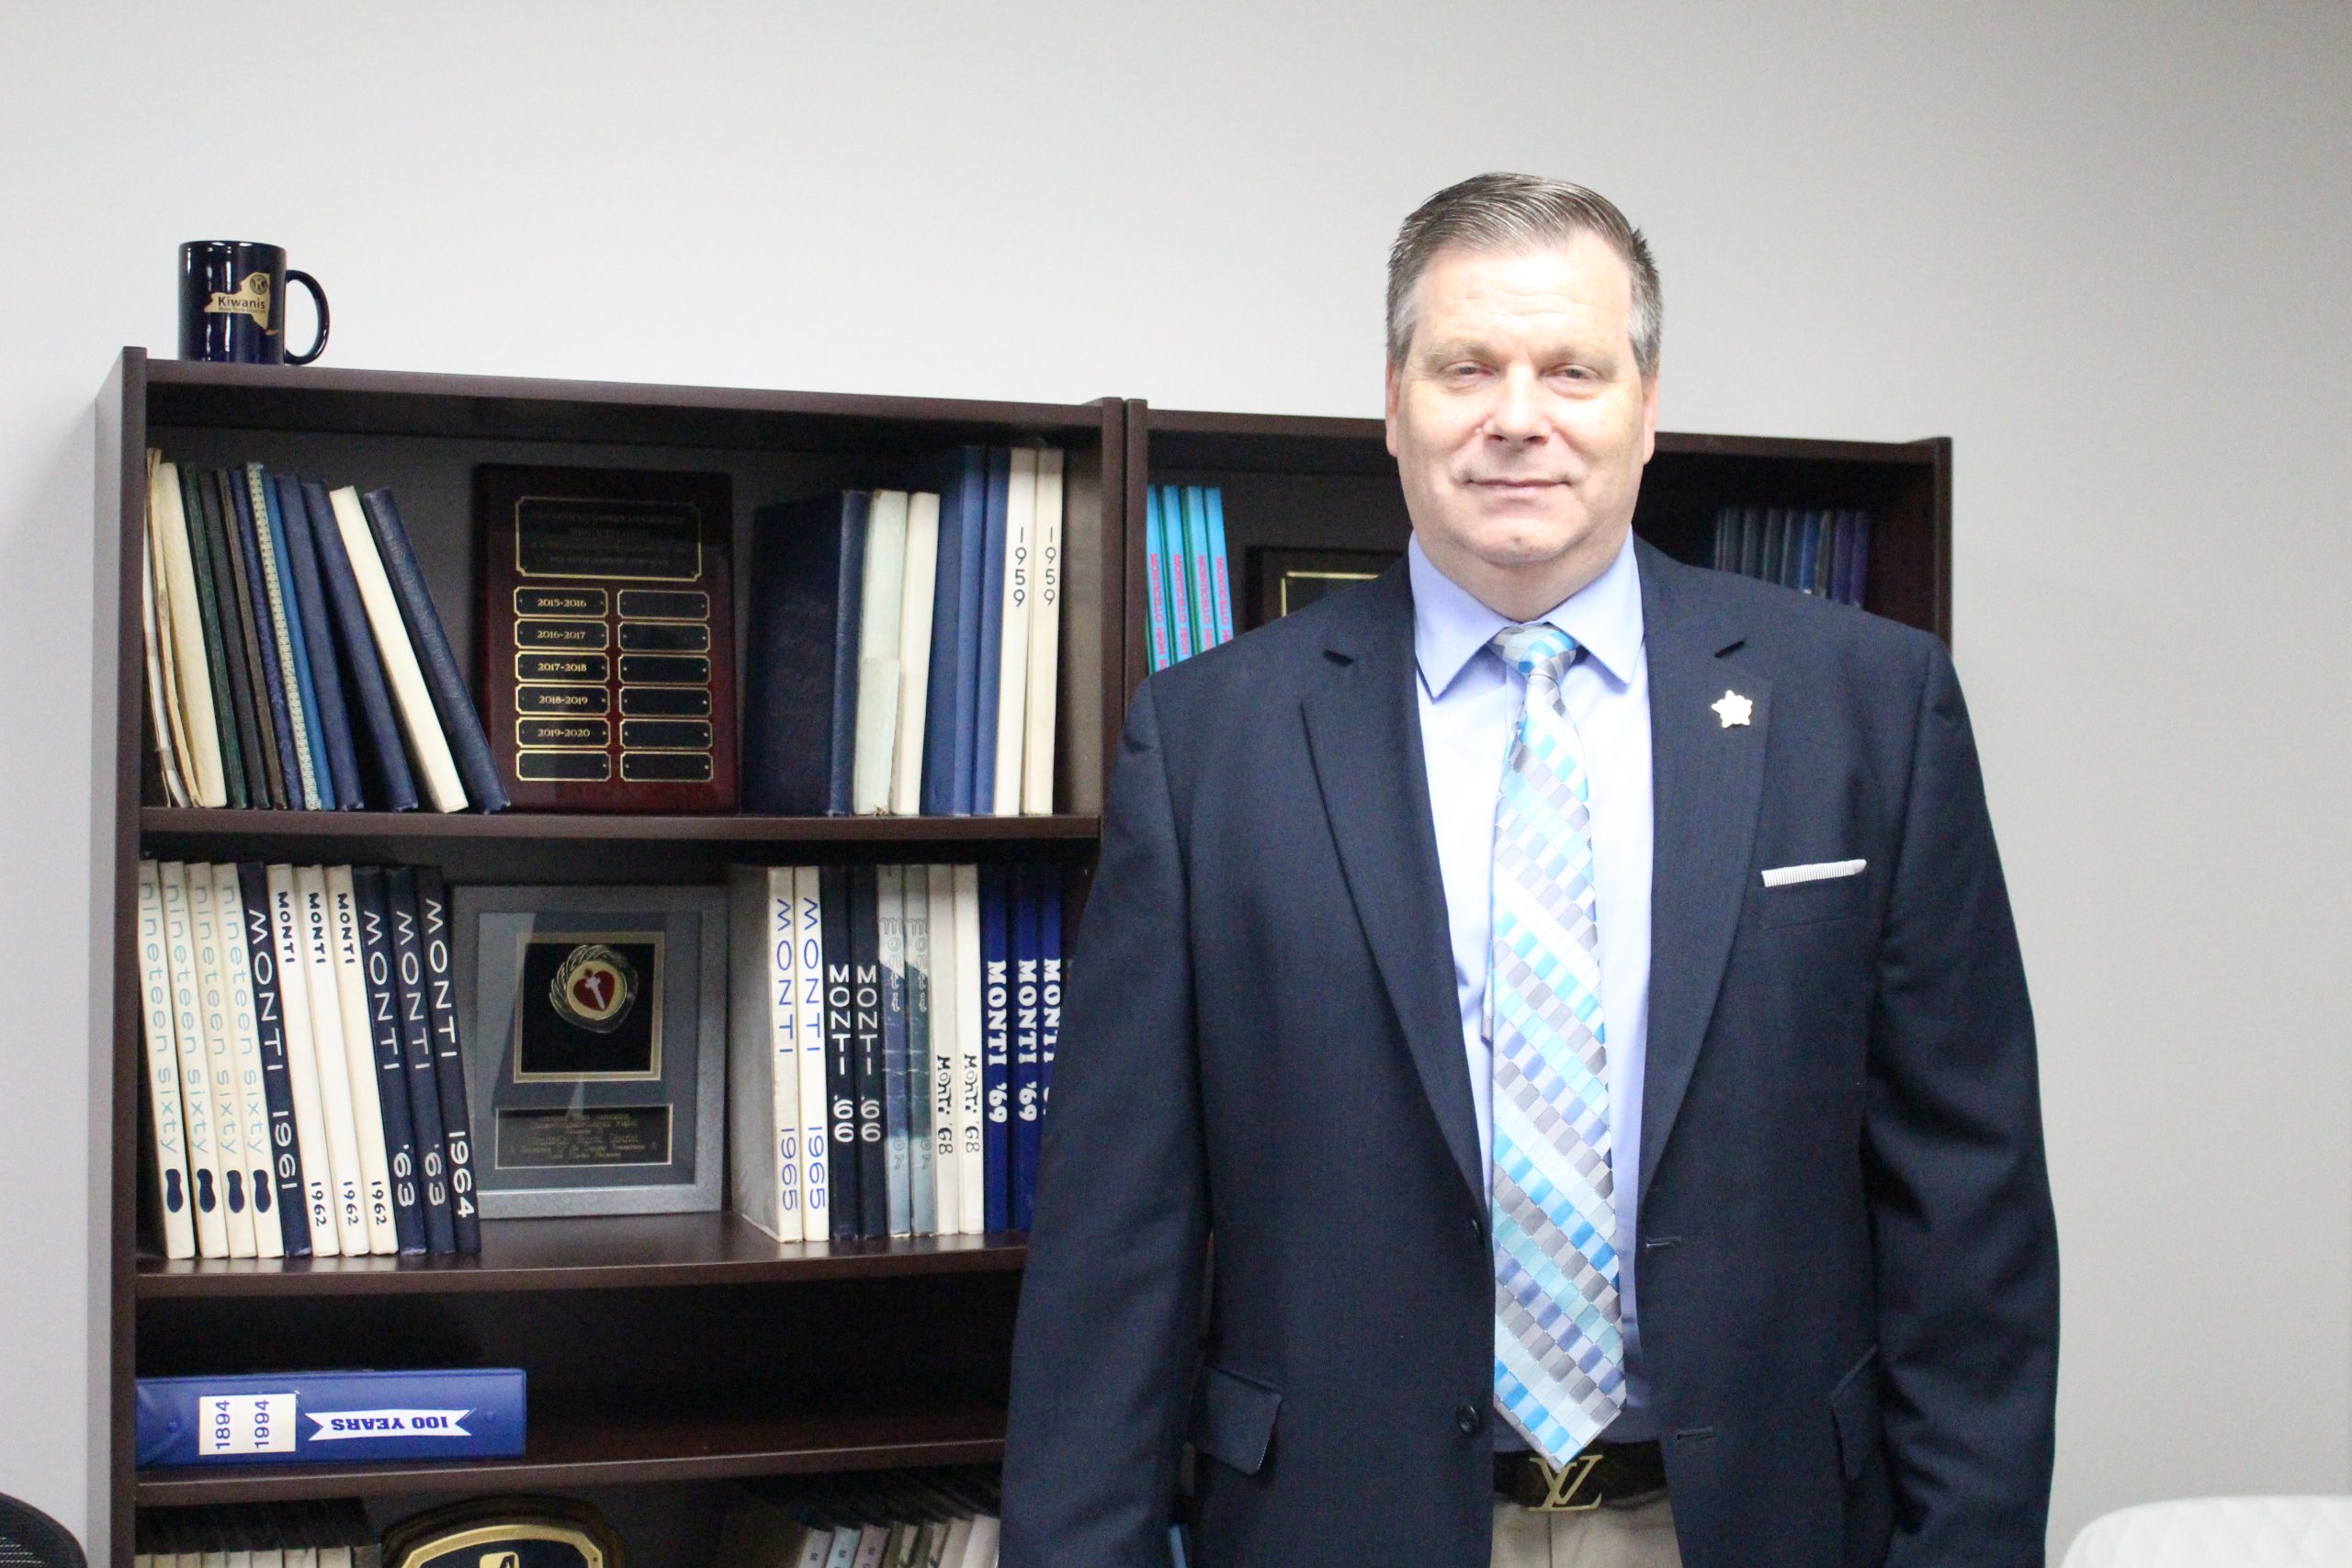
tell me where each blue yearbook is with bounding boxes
[135,1368,526,1467]
[1010,866,1043,1231]
[980,866,1012,1233]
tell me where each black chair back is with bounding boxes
[0,1495,85,1568]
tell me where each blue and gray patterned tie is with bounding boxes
[1487,622,1624,1462]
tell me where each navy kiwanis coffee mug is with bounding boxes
[178,241,329,365]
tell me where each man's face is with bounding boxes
[1385,234,1658,611]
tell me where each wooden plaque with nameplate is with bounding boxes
[476,464,737,811]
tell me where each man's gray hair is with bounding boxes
[1385,173,1662,379]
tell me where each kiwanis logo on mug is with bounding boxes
[481,1554,520,1568]
[548,943,638,1034]
[206,270,273,325]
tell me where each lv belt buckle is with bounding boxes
[1524,1452,1607,1513]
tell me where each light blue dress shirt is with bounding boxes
[1409,531,1657,1442]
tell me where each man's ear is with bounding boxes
[1639,369,1660,464]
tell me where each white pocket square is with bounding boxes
[1759,859,1867,888]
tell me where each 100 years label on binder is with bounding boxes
[476,465,737,811]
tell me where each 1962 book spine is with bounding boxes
[264,863,343,1256]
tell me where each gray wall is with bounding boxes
[4,4,2346,1558]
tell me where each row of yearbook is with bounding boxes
[728,862,1063,1243]
[717,1467,1003,1568]
[1710,504,1875,605]
[1142,483,1236,671]
[133,1501,374,1568]
[745,446,1065,819]
[137,860,481,1261]
[142,452,509,815]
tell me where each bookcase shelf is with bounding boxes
[134,1400,1007,1506]
[95,352,1953,1566]
[138,808,1102,844]
[136,1213,1029,1298]
[135,810,1103,888]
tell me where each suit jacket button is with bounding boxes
[1455,1403,1484,1435]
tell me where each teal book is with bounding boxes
[1161,486,1196,663]
[1182,486,1216,650]
[1143,489,1173,673]
[1204,487,1236,646]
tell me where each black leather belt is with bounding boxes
[1494,1439,1668,1512]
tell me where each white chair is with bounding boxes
[2063,1497,2352,1567]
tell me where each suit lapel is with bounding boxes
[1300,565,1485,1203]
[1636,544,1770,1197]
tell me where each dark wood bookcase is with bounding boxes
[92,355,1951,1566]
[1125,401,1951,699]
[93,353,1120,1564]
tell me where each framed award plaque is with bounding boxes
[476,464,738,811]
[1247,546,1401,632]
[453,884,727,1218]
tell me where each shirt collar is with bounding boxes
[1409,529,1645,699]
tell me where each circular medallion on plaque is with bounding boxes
[548,943,639,1033]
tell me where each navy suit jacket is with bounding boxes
[1002,542,2058,1568]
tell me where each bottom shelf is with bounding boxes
[135,1400,1007,1506]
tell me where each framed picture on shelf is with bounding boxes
[452,883,728,1217]
[1247,546,1401,630]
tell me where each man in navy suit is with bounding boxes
[1002,174,2056,1568]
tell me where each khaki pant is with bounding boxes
[1489,1495,1681,1568]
